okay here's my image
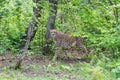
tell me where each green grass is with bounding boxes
[0,55,119,80]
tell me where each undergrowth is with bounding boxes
[0,54,119,80]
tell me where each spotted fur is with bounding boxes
[50,29,88,60]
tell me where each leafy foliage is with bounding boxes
[0,0,120,79]
[0,0,33,53]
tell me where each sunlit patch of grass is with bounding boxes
[78,61,116,80]
[43,61,80,79]
[0,73,59,80]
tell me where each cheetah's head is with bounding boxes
[50,29,57,38]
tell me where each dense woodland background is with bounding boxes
[0,0,120,80]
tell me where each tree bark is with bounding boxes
[14,0,42,69]
[46,0,58,39]
[42,0,58,55]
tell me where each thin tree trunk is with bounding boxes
[46,0,58,39]
[42,0,58,55]
[14,23,33,69]
[14,0,42,69]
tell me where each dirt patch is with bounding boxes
[0,54,90,80]
[0,54,90,67]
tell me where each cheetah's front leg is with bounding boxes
[53,47,60,61]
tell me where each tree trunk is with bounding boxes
[14,0,42,69]
[42,0,58,55]
[46,0,58,38]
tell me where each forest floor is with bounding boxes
[0,54,90,80]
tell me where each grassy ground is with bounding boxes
[0,54,117,80]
